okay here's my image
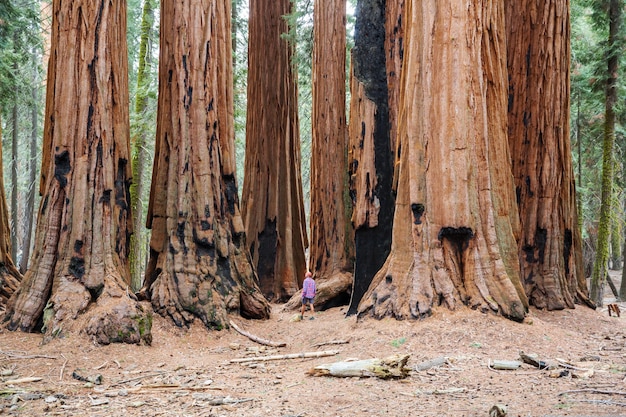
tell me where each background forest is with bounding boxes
[0,0,624,330]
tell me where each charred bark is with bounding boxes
[139,0,270,329]
[347,0,395,315]
[358,0,528,321]
[241,0,308,302]
[4,0,151,345]
[506,0,590,310]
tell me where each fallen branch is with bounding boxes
[230,350,339,364]
[3,377,43,384]
[0,351,57,360]
[311,339,350,348]
[414,387,466,395]
[111,372,168,386]
[229,321,286,348]
[308,354,411,379]
[559,388,626,396]
[59,354,68,381]
[572,399,626,407]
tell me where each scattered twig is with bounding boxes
[60,354,68,381]
[111,372,168,387]
[229,321,286,347]
[230,350,340,364]
[93,361,108,370]
[414,387,467,395]
[311,339,350,348]
[572,399,626,407]
[3,377,43,384]
[559,388,626,396]
[0,351,57,360]
[555,358,598,372]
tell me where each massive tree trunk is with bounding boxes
[346,0,395,315]
[358,0,528,321]
[129,0,156,291]
[139,0,270,329]
[4,0,152,345]
[591,0,621,306]
[506,0,590,310]
[242,0,308,302]
[306,0,353,308]
[10,96,18,262]
[0,115,22,308]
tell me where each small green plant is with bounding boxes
[390,337,407,348]
[469,341,482,348]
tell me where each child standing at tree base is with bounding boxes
[300,271,316,320]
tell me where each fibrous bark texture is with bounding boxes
[0,117,22,307]
[140,0,270,329]
[386,0,405,189]
[307,0,353,306]
[358,0,528,321]
[346,0,395,315]
[5,0,152,345]
[242,0,308,302]
[506,0,590,310]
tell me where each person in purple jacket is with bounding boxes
[300,271,316,320]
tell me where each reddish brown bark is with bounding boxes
[140,0,270,328]
[5,0,151,345]
[386,0,405,189]
[242,0,308,302]
[358,0,528,321]
[506,0,591,309]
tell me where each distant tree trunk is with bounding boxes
[346,0,395,315]
[242,0,308,302]
[506,0,591,310]
[19,72,39,274]
[139,0,270,328]
[0,115,22,308]
[10,98,18,262]
[5,0,152,345]
[591,0,621,306]
[129,0,156,291]
[284,0,353,311]
[358,0,528,321]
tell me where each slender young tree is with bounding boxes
[358,0,528,321]
[346,0,395,315]
[591,0,622,305]
[506,0,591,310]
[242,0,308,302]
[129,0,156,291]
[5,0,152,344]
[139,0,270,328]
[0,114,22,307]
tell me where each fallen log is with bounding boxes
[229,321,286,348]
[230,350,339,363]
[308,354,410,379]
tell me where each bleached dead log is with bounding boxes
[3,377,43,384]
[230,350,339,363]
[308,354,410,379]
[230,321,286,348]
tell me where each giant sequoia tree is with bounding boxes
[506,0,591,310]
[139,0,270,328]
[358,0,528,321]
[346,0,395,314]
[5,0,152,344]
[242,0,308,301]
[304,0,353,308]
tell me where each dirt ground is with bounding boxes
[1,278,626,417]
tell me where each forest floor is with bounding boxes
[1,274,626,417]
